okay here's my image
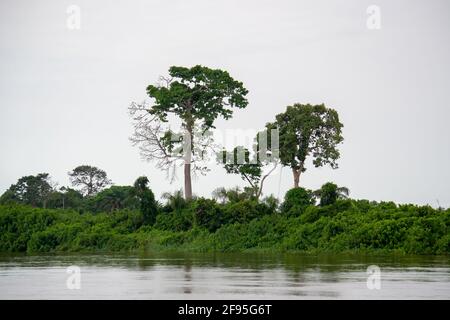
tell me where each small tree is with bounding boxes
[68,165,112,196]
[130,65,249,200]
[218,130,278,200]
[313,182,349,206]
[219,146,261,198]
[161,189,187,212]
[47,187,83,210]
[269,103,343,188]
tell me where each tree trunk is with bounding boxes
[292,168,301,188]
[184,118,193,200]
[184,162,192,200]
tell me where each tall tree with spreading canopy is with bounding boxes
[68,165,112,196]
[268,103,343,188]
[130,65,248,200]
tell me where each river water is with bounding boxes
[0,253,449,299]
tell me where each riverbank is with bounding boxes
[1,200,449,255]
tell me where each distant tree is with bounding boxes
[86,186,139,213]
[46,187,83,210]
[261,195,280,212]
[313,182,349,206]
[68,165,111,196]
[129,65,249,200]
[0,173,54,208]
[211,186,254,204]
[211,187,228,203]
[268,103,343,188]
[161,189,187,212]
[133,176,157,225]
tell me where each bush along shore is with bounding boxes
[1,186,449,255]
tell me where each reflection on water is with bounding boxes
[0,252,449,299]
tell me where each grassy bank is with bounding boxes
[1,198,449,255]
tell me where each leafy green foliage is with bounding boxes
[46,187,84,210]
[133,176,157,225]
[212,187,254,204]
[268,104,344,186]
[155,210,193,232]
[218,146,261,197]
[281,187,315,215]
[86,186,140,213]
[68,165,112,196]
[191,198,223,232]
[313,182,349,206]
[0,173,53,208]
[218,127,279,199]
[147,65,248,129]
[0,193,449,255]
[161,190,188,212]
[138,65,249,200]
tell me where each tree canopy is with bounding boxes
[268,103,343,188]
[313,182,349,206]
[130,65,249,200]
[146,65,248,129]
[68,165,112,196]
[0,173,53,208]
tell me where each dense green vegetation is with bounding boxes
[1,186,448,255]
[1,66,448,255]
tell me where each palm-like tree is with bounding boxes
[211,187,228,204]
[161,189,187,211]
[313,182,349,206]
[211,186,253,204]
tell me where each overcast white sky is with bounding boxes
[1,0,449,207]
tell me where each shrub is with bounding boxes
[154,210,193,232]
[192,198,224,232]
[223,200,263,224]
[281,187,314,216]
[0,200,449,254]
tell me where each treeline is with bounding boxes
[0,182,448,255]
[0,166,157,220]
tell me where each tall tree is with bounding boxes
[130,65,248,200]
[68,165,112,196]
[268,103,343,188]
[0,173,54,208]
